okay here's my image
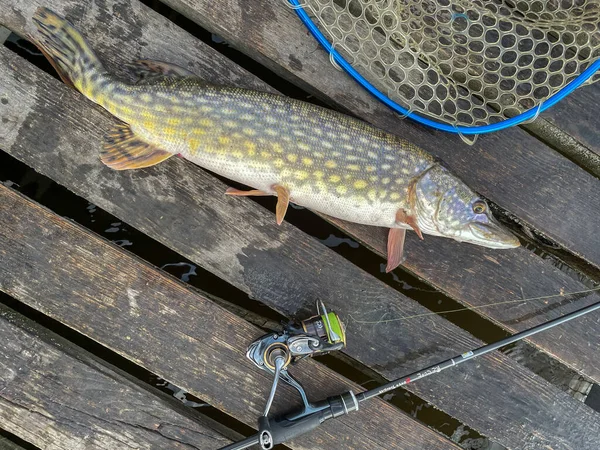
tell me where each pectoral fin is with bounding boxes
[273,184,290,225]
[101,122,173,170]
[396,209,424,240]
[386,228,406,273]
[225,187,269,196]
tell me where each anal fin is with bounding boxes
[386,228,406,273]
[101,122,173,170]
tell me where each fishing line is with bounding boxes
[350,286,600,324]
[283,0,600,137]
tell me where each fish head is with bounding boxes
[412,165,520,249]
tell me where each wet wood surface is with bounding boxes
[0,302,234,450]
[0,185,458,450]
[1,0,598,387]
[2,45,600,450]
[160,0,600,271]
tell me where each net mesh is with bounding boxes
[300,0,600,126]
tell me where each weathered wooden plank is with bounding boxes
[1,48,600,449]
[0,303,234,450]
[0,186,457,450]
[1,0,598,389]
[157,0,600,271]
[520,116,600,178]
[537,83,600,160]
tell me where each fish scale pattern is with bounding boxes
[303,0,600,126]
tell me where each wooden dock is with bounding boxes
[1,1,599,449]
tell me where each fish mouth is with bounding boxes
[467,221,520,249]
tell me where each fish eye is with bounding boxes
[472,201,487,214]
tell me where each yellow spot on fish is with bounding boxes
[390,193,401,200]
[266,128,278,136]
[316,180,327,191]
[367,190,377,201]
[287,154,298,163]
[368,151,378,159]
[366,166,376,172]
[295,171,309,180]
[140,93,152,102]
[232,150,244,159]
[274,159,285,168]
[354,180,368,189]
[218,136,231,145]
[243,128,256,136]
[325,160,337,169]
[167,117,182,127]
[188,138,201,151]
[261,151,271,158]
[298,143,310,151]
[382,177,391,184]
[302,157,313,166]
[347,164,360,171]
[163,127,177,137]
[243,141,256,156]
[329,175,341,183]
[240,114,255,120]
[346,155,358,161]
[143,120,156,131]
[224,120,237,128]
[336,185,348,195]
[200,118,214,127]
[314,171,324,179]
[272,143,284,154]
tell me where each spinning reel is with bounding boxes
[246,301,356,449]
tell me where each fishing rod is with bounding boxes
[218,297,600,450]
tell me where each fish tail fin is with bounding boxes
[32,7,105,95]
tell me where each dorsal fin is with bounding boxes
[101,122,173,170]
[126,59,198,84]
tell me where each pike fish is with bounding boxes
[32,7,519,272]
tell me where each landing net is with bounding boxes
[288,0,600,133]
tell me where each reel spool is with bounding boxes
[246,300,350,449]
